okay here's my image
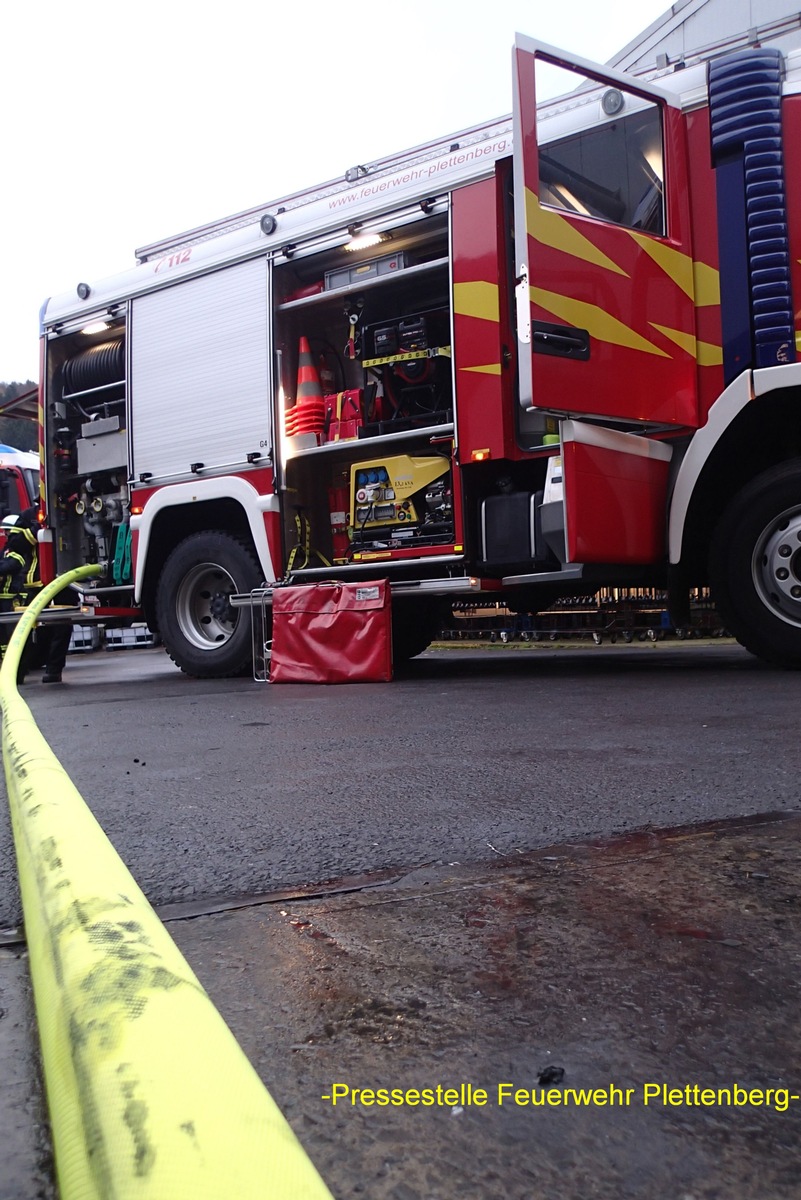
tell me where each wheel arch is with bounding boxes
[132,479,279,625]
[669,372,801,581]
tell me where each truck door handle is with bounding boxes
[533,321,590,360]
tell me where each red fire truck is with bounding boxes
[37,26,801,676]
[0,441,40,540]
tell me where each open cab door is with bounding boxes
[512,38,700,435]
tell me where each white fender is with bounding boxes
[753,361,801,398]
[669,363,801,564]
[129,477,279,602]
[668,373,752,564]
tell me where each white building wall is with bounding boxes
[610,0,801,72]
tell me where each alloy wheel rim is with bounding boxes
[751,505,801,627]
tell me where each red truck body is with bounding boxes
[37,27,801,675]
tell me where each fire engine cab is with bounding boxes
[0,443,40,540]
[37,18,801,676]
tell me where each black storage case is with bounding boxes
[480,491,549,569]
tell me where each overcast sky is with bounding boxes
[1,0,670,382]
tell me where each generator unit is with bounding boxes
[349,454,453,549]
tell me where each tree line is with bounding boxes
[0,381,38,452]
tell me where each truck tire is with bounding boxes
[709,460,801,668]
[155,531,262,677]
[391,601,444,663]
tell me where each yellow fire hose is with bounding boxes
[1,566,332,1200]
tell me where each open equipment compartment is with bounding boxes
[41,313,132,597]
[272,205,458,574]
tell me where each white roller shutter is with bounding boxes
[130,257,270,481]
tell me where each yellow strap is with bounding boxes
[285,513,332,575]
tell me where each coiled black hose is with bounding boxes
[63,339,125,395]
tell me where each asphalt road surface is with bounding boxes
[3,638,801,1199]
[2,639,800,931]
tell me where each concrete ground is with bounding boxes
[166,810,801,1200]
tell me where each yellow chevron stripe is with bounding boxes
[460,363,502,375]
[628,234,718,308]
[629,231,695,297]
[796,330,801,352]
[697,341,724,367]
[650,322,723,366]
[454,281,499,323]
[530,191,720,309]
[650,323,695,355]
[526,191,629,277]
[629,233,720,307]
[532,287,670,357]
[693,261,721,307]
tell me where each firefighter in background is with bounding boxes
[0,507,40,683]
[0,507,72,684]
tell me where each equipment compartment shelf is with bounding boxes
[283,421,454,461]
[277,257,450,312]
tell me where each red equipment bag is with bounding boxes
[269,579,393,684]
[323,389,364,442]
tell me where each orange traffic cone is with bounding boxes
[291,336,325,436]
[296,336,324,404]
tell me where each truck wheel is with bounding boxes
[156,531,262,677]
[391,601,445,662]
[710,460,801,668]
